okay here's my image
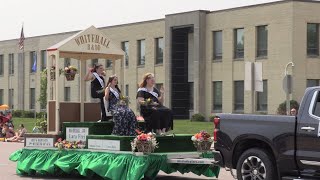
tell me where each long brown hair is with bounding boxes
[107,75,121,93]
[92,63,103,73]
[139,73,154,88]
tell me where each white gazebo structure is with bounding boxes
[46,26,124,134]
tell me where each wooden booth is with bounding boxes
[46,26,125,134]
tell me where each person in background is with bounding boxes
[290,108,297,116]
[7,124,27,142]
[136,73,173,135]
[2,123,15,138]
[84,63,108,121]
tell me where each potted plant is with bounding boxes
[63,66,78,81]
[191,131,214,152]
[131,132,158,154]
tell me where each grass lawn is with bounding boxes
[12,118,213,135]
[12,117,36,132]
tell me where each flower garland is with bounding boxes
[54,138,85,150]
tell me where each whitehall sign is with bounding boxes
[74,34,110,51]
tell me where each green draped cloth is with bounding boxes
[10,149,220,180]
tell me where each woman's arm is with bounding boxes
[104,83,111,100]
[137,97,146,105]
[84,68,94,81]
[157,86,165,105]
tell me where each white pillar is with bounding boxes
[55,52,61,134]
[80,59,86,122]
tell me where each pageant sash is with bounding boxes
[92,72,104,88]
[137,87,158,98]
[109,87,120,99]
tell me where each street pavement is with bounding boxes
[0,142,234,180]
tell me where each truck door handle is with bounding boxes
[301,126,315,131]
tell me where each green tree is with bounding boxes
[38,70,47,109]
[277,100,299,115]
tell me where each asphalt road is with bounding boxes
[0,142,234,180]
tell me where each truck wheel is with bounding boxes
[236,148,277,180]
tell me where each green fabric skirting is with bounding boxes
[10,149,220,180]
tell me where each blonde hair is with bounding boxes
[139,73,154,88]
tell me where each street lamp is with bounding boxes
[285,62,294,115]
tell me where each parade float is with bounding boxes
[9,26,220,180]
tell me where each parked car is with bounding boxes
[213,87,320,180]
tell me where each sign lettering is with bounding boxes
[74,34,110,51]
[88,139,120,151]
[66,127,89,142]
[25,138,54,147]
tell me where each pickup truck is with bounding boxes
[213,87,320,180]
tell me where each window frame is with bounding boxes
[212,81,223,112]
[137,39,146,66]
[307,23,319,57]
[155,37,164,65]
[256,25,268,58]
[234,80,244,112]
[213,31,223,61]
[234,28,244,60]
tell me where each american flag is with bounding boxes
[18,26,25,50]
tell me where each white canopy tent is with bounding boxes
[46,26,125,134]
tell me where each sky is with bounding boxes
[0,0,282,41]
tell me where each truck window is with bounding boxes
[311,91,320,117]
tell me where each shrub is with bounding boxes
[209,115,216,122]
[191,113,205,122]
[277,100,299,115]
[33,118,47,134]
[22,111,35,118]
[36,112,47,119]
[12,110,24,117]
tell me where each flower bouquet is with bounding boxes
[131,132,158,154]
[54,138,85,150]
[118,95,130,106]
[191,131,214,152]
[63,66,78,81]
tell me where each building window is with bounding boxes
[234,28,244,59]
[41,50,47,70]
[122,41,129,67]
[189,82,194,110]
[106,59,113,68]
[138,40,145,66]
[30,88,35,109]
[213,31,222,60]
[155,38,164,64]
[307,23,319,56]
[307,79,320,87]
[125,84,129,96]
[256,25,268,57]
[9,53,14,75]
[91,59,98,67]
[234,81,244,112]
[257,80,268,111]
[30,51,37,73]
[0,89,3,105]
[64,87,71,102]
[8,89,14,109]
[0,55,3,76]
[64,58,71,67]
[213,81,222,111]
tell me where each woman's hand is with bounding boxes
[160,86,165,95]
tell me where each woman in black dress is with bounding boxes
[84,63,108,121]
[136,73,173,135]
[104,75,137,136]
